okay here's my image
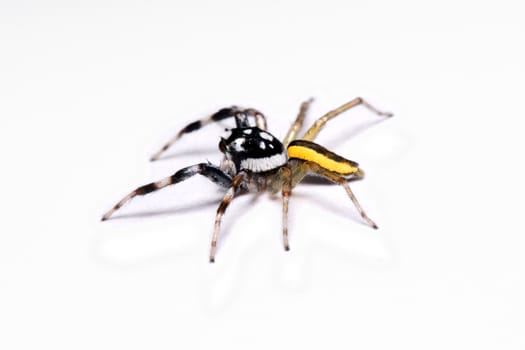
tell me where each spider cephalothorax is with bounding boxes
[102,97,393,262]
[219,127,287,174]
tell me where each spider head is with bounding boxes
[219,127,287,173]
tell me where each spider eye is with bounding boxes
[223,128,232,139]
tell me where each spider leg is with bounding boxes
[296,160,377,229]
[101,163,232,221]
[287,140,377,229]
[150,107,268,161]
[209,172,245,263]
[301,97,393,142]
[278,167,293,251]
[271,163,312,251]
[243,108,267,130]
[282,98,314,148]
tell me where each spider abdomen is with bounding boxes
[287,139,362,177]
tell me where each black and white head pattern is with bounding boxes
[219,127,287,172]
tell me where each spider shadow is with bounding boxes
[318,117,386,150]
[104,188,258,222]
[152,114,388,163]
[299,175,363,186]
[105,176,362,221]
[281,190,365,227]
[273,179,368,226]
[154,147,218,161]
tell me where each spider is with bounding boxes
[101,97,393,262]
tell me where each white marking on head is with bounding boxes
[269,143,274,149]
[231,138,246,152]
[260,132,274,141]
[259,141,266,150]
[243,129,252,134]
[240,153,287,172]
[220,158,236,176]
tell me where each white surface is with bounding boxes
[1,1,524,349]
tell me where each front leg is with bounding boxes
[101,163,232,221]
[150,107,268,161]
[209,172,246,263]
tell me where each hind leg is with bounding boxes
[294,159,378,229]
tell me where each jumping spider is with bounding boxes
[102,97,393,262]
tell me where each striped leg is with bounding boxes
[209,172,245,263]
[301,97,393,142]
[280,167,292,251]
[150,107,268,161]
[243,108,267,130]
[101,163,232,221]
[282,98,314,148]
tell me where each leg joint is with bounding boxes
[135,182,157,195]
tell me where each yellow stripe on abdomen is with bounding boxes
[287,142,359,175]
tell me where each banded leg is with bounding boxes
[301,97,393,142]
[101,163,232,221]
[243,108,267,130]
[282,98,314,148]
[279,167,293,251]
[288,157,377,229]
[210,172,245,263]
[150,107,268,161]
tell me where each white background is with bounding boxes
[1,1,524,349]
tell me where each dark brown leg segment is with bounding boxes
[209,172,245,263]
